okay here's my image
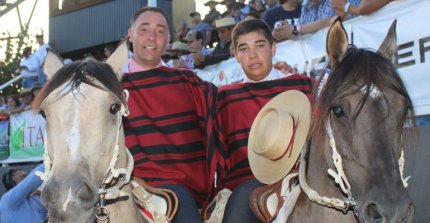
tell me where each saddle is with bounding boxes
[131,177,179,223]
[250,170,300,223]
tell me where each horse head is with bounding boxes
[33,42,136,222]
[298,18,414,223]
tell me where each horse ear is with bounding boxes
[326,17,348,67]
[106,40,129,80]
[377,20,397,60]
[44,48,64,80]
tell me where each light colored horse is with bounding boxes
[33,43,145,223]
[289,18,415,222]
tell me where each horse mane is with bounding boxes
[310,45,415,140]
[32,58,126,109]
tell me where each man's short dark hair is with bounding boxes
[130,6,170,28]
[232,19,273,49]
[2,168,20,191]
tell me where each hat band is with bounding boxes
[270,119,298,161]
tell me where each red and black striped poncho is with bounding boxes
[121,67,220,207]
[216,74,314,191]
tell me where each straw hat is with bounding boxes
[21,82,43,95]
[204,0,219,6]
[248,90,311,184]
[166,41,194,54]
[215,17,236,29]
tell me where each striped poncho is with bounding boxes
[122,67,220,206]
[217,75,314,190]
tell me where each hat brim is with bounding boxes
[216,24,235,29]
[166,49,194,54]
[204,1,219,6]
[248,90,311,184]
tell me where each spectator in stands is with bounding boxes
[194,17,236,69]
[0,164,46,223]
[183,30,214,69]
[249,0,267,17]
[175,18,189,42]
[0,96,20,116]
[125,6,219,223]
[207,14,222,48]
[103,44,116,61]
[0,95,6,110]
[203,0,221,25]
[263,0,302,30]
[265,0,279,10]
[217,19,313,222]
[230,2,245,23]
[239,0,251,16]
[244,11,262,20]
[34,34,50,85]
[166,41,194,69]
[272,0,359,41]
[19,87,34,111]
[18,47,39,89]
[330,0,392,17]
[189,11,212,47]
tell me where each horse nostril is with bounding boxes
[400,203,414,223]
[76,182,97,205]
[364,203,383,223]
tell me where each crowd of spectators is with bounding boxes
[161,0,392,71]
[0,0,394,118]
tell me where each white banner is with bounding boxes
[195,0,430,115]
[9,111,45,159]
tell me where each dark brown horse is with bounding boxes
[289,18,415,223]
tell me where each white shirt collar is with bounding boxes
[242,68,286,83]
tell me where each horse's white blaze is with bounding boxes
[63,188,73,211]
[361,84,382,98]
[66,87,86,164]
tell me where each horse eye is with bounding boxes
[39,110,46,119]
[332,105,344,117]
[110,103,121,114]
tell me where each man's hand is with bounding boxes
[172,59,187,68]
[193,52,205,65]
[272,22,296,42]
[330,0,347,12]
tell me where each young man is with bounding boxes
[123,7,220,223]
[216,19,314,222]
[0,164,46,223]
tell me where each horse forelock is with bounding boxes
[32,58,126,111]
[310,46,415,141]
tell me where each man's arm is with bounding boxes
[2,164,44,209]
[272,17,333,42]
[331,0,391,16]
[196,52,231,69]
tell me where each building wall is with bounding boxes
[49,0,173,54]
[172,0,195,41]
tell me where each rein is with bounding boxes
[299,117,358,214]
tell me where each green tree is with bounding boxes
[0,31,32,96]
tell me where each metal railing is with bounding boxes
[0,74,22,91]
